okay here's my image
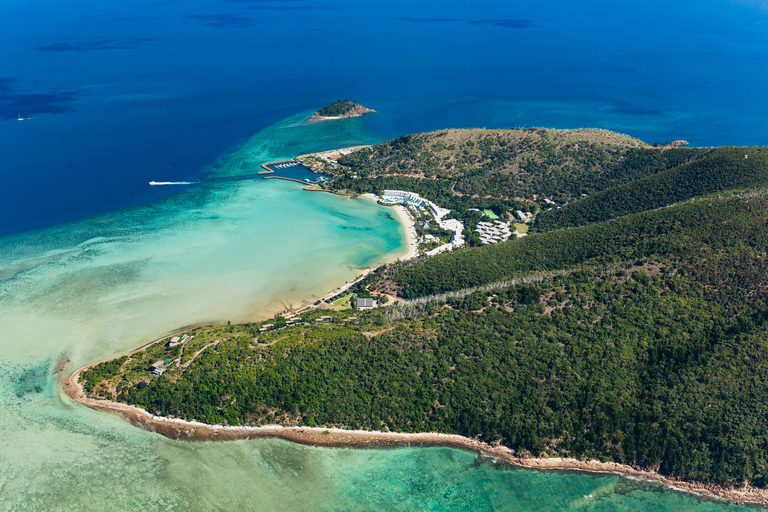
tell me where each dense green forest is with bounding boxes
[81,129,768,489]
[535,147,768,231]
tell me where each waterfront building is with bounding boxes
[381,190,424,206]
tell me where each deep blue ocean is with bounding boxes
[2,0,767,236]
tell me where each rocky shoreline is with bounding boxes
[62,363,768,507]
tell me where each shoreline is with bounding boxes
[360,193,418,261]
[258,159,416,263]
[61,368,768,507]
[302,187,354,197]
[391,204,419,261]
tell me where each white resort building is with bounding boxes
[516,210,535,223]
[381,190,424,206]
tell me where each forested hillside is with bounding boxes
[80,130,768,489]
[329,128,690,206]
[536,147,768,231]
[383,191,768,298]
[82,190,768,488]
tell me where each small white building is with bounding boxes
[151,360,167,375]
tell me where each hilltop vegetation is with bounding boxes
[328,128,671,204]
[80,128,768,489]
[314,99,375,118]
[323,128,743,245]
[324,128,768,246]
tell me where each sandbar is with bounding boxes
[306,115,341,123]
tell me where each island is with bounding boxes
[310,99,376,121]
[65,127,768,507]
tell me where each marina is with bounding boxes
[262,160,332,185]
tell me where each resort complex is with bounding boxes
[378,189,465,256]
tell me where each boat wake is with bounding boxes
[149,181,197,186]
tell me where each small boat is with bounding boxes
[17,113,24,121]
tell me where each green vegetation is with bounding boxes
[322,128,706,243]
[81,356,128,394]
[330,293,353,309]
[81,128,768,489]
[329,129,667,204]
[383,191,768,298]
[85,212,768,486]
[315,99,370,117]
[536,147,768,231]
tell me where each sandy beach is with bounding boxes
[61,365,768,507]
[359,193,419,261]
[307,107,375,123]
[306,115,341,122]
[391,204,419,260]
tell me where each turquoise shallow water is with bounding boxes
[0,116,756,510]
[207,111,384,180]
[0,177,402,365]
